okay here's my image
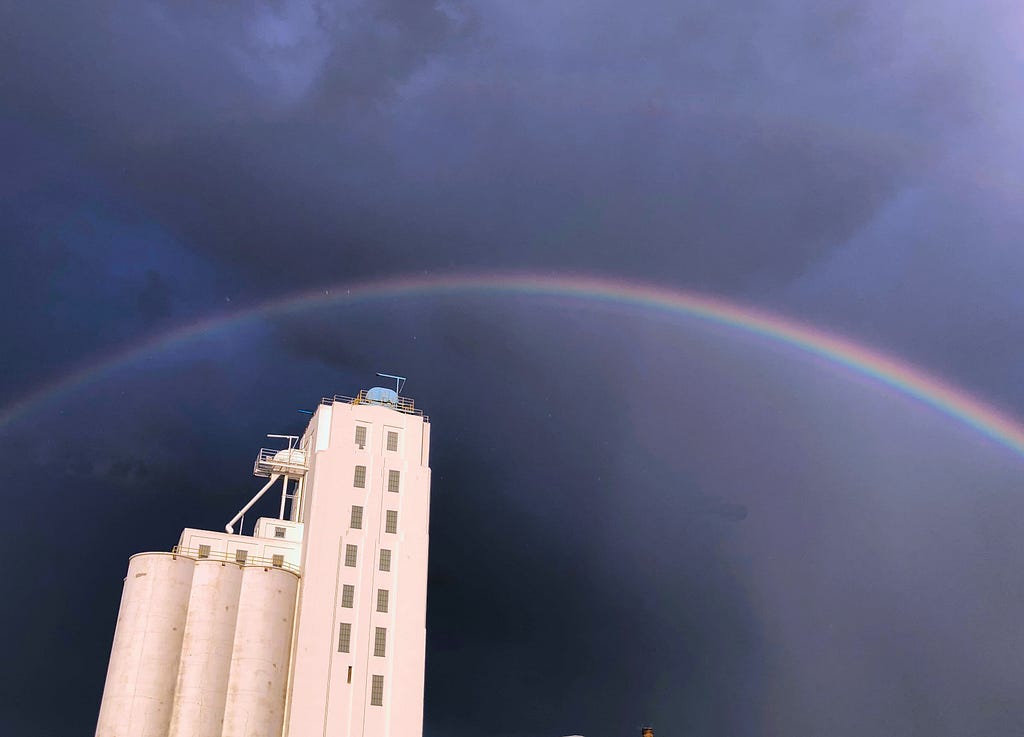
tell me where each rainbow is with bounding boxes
[3,272,1024,458]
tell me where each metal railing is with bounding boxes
[171,545,302,575]
[320,390,427,420]
[253,447,308,477]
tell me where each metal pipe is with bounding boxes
[279,475,288,520]
[290,476,304,523]
[225,474,280,534]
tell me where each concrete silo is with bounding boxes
[95,552,195,737]
[166,558,244,737]
[220,564,300,737]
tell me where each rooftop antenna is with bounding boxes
[267,434,299,450]
[376,372,406,395]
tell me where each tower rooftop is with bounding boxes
[319,388,427,420]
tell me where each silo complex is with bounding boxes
[167,559,244,737]
[95,553,195,737]
[96,382,432,737]
[222,566,300,737]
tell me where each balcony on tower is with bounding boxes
[224,436,309,535]
[254,445,309,478]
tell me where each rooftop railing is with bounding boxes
[320,390,427,420]
[171,545,302,575]
[253,447,309,477]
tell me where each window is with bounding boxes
[374,627,387,657]
[198,544,211,559]
[341,584,354,608]
[387,470,401,493]
[379,549,392,572]
[355,426,367,448]
[370,675,384,706]
[386,431,398,452]
[385,510,398,534]
[353,465,366,488]
[347,665,352,684]
[272,554,284,568]
[376,588,389,613]
[350,505,363,530]
[274,526,286,539]
[345,544,358,567]
[235,549,248,564]
[338,622,351,653]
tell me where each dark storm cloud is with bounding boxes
[3,0,999,296]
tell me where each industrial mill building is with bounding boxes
[94,380,431,737]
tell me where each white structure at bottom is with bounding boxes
[95,384,431,737]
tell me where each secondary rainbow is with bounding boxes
[3,272,1024,458]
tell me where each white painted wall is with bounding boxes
[178,518,303,570]
[284,400,431,737]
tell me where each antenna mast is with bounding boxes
[376,372,406,395]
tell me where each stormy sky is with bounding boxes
[4,1,1024,735]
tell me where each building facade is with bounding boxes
[94,386,431,737]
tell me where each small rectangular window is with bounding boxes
[272,554,284,568]
[355,426,367,447]
[350,505,363,529]
[353,465,366,488]
[198,544,211,559]
[386,431,398,452]
[347,665,352,684]
[387,470,401,493]
[341,584,354,608]
[379,549,392,572]
[345,544,358,567]
[376,588,389,613]
[385,510,398,534]
[274,526,286,539]
[370,675,384,706]
[374,627,387,657]
[338,622,352,653]
[235,549,248,564]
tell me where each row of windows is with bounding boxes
[352,466,402,492]
[340,548,392,577]
[354,426,400,454]
[339,585,390,613]
[349,505,399,536]
[196,545,284,568]
[337,623,388,658]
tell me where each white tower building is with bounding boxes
[94,381,431,737]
